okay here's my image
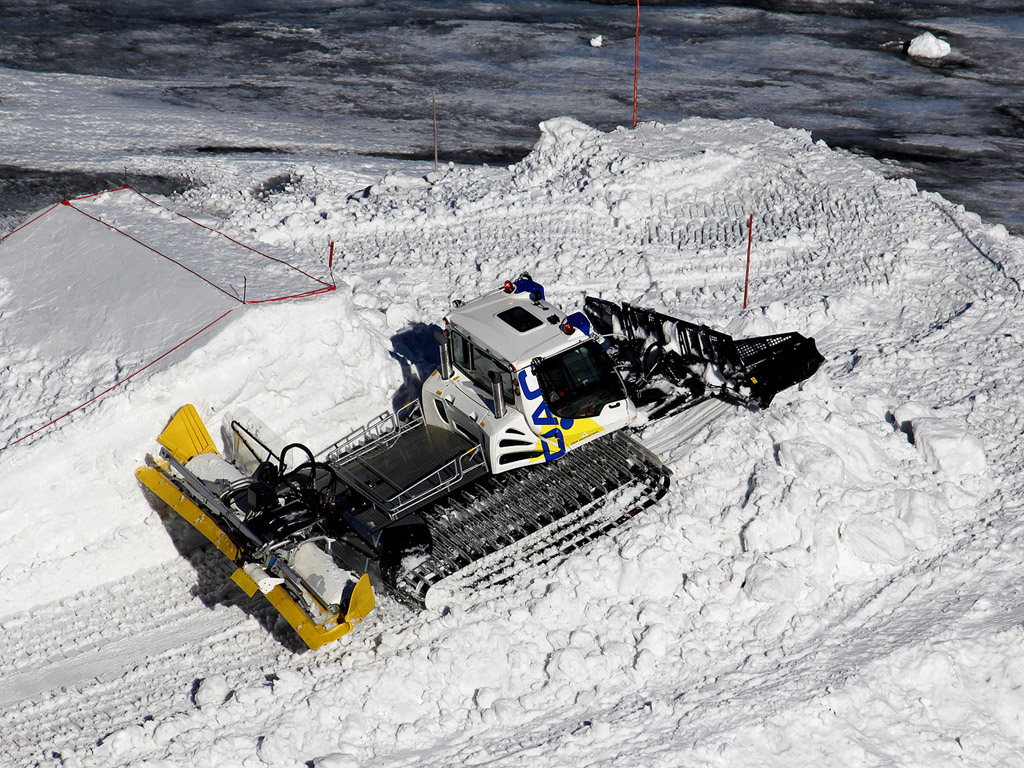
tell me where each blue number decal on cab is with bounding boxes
[518,370,573,461]
[531,401,558,426]
[519,371,544,401]
[540,428,566,460]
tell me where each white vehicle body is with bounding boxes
[421,278,638,474]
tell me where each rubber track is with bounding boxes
[390,430,671,607]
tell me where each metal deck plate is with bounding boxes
[332,423,482,510]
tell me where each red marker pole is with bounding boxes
[633,0,640,128]
[328,240,337,288]
[743,214,753,309]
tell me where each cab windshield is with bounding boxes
[534,340,626,419]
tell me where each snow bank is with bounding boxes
[0,286,401,617]
[0,200,235,446]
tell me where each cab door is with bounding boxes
[436,331,514,442]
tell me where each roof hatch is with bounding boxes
[497,306,543,332]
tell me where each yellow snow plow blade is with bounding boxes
[263,573,375,650]
[135,462,375,650]
[157,404,219,463]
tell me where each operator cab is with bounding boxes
[421,276,637,473]
[532,339,626,420]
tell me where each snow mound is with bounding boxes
[0,200,235,447]
[4,114,1024,768]
[895,402,987,476]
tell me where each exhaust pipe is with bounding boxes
[489,371,506,419]
[434,328,453,380]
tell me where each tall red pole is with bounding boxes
[743,214,753,309]
[633,0,640,127]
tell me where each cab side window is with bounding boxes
[474,353,515,406]
[451,332,514,406]
[452,333,473,375]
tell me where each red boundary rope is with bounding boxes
[0,186,340,451]
[0,202,61,243]
[4,187,337,302]
[64,199,245,304]
[1,309,236,452]
[127,187,334,292]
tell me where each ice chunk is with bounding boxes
[743,556,805,603]
[777,438,845,487]
[894,403,985,476]
[911,417,986,476]
[194,675,230,710]
[893,401,933,432]
[385,301,418,330]
[906,32,951,60]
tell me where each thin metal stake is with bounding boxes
[433,92,439,172]
[743,214,753,309]
[633,0,640,127]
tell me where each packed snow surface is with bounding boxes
[0,188,332,449]
[3,117,1024,768]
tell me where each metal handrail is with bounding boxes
[382,444,486,518]
[323,401,487,519]
[323,400,421,465]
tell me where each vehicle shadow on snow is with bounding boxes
[137,482,311,654]
[388,322,442,411]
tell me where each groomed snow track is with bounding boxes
[0,400,724,758]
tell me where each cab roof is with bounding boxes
[444,285,588,370]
